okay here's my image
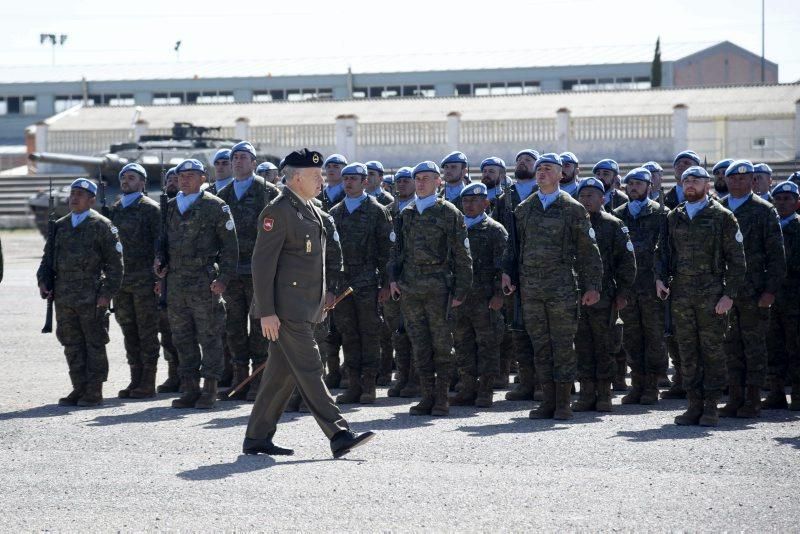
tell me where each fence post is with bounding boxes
[447,111,461,150]
[335,114,358,161]
[556,108,570,152]
[134,119,149,141]
[672,104,689,156]
[235,117,251,141]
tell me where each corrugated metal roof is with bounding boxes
[44,83,800,131]
[1,41,715,84]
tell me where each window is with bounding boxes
[455,84,471,96]
[270,89,285,101]
[352,87,367,98]
[23,96,37,115]
[6,96,20,114]
[253,91,272,102]
[562,79,577,90]
[0,99,6,115]
[286,89,302,101]
[382,86,401,98]
[196,92,234,104]
[186,92,199,104]
[473,83,490,96]
[523,81,540,93]
[153,93,183,105]
[369,87,382,98]
[109,94,135,106]
[54,95,82,113]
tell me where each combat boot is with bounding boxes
[475,375,495,408]
[118,365,142,399]
[77,382,104,407]
[762,377,788,410]
[336,368,362,404]
[674,393,703,425]
[172,377,201,408]
[529,382,556,419]
[621,373,643,404]
[58,377,85,407]
[553,382,574,420]
[494,358,511,389]
[639,373,660,405]
[431,377,450,416]
[360,370,377,404]
[791,382,800,411]
[194,378,218,409]
[613,355,628,391]
[246,362,264,402]
[400,365,420,397]
[220,363,250,401]
[129,365,157,399]
[449,374,477,406]
[157,360,180,393]
[409,376,435,416]
[387,368,408,398]
[719,384,744,417]
[661,369,687,399]
[699,397,719,427]
[595,380,613,412]
[736,385,762,418]
[324,355,342,389]
[506,366,535,401]
[571,381,596,412]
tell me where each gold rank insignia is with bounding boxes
[313,154,320,164]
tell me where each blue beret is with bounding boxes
[324,154,347,167]
[789,171,800,184]
[480,157,506,170]
[771,181,799,197]
[461,182,488,197]
[230,141,256,159]
[165,166,177,179]
[535,153,563,169]
[256,161,277,173]
[413,161,441,178]
[119,162,147,180]
[213,149,231,163]
[592,159,619,174]
[515,149,540,161]
[624,167,652,184]
[441,151,468,166]
[577,177,605,194]
[559,152,579,165]
[673,150,701,166]
[711,158,734,174]
[682,166,711,180]
[642,161,663,173]
[725,160,755,177]
[754,163,772,175]
[341,162,368,176]
[394,167,413,180]
[382,175,395,185]
[176,158,207,174]
[366,160,385,174]
[70,178,97,196]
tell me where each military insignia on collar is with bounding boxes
[464,237,470,249]
[263,217,274,231]
[222,205,231,213]
[620,226,629,234]
[735,229,744,243]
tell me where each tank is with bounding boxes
[28,122,279,235]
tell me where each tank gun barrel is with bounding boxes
[28,152,128,172]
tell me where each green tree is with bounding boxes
[651,37,662,88]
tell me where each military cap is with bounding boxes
[515,149,540,161]
[284,148,324,168]
[460,182,489,197]
[323,154,347,167]
[230,141,257,160]
[711,158,734,174]
[577,176,605,194]
[278,158,286,172]
[771,181,799,198]
[412,161,441,178]
[480,156,506,170]
[256,161,277,173]
[754,163,773,175]
[673,150,701,166]
[592,159,619,174]
[213,149,231,163]
[535,153,563,170]
[165,166,178,179]
[70,177,97,196]
[441,151,468,166]
[642,161,663,173]
[119,162,147,180]
[789,171,800,185]
[366,160,385,174]
[559,152,579,165]
[624,167,652,184]
[341,162,368,176]
[682,166,711,180]
[176,158,207,174]
[394,166,413,180]
[724,159,755,177]
[382,175,395,185]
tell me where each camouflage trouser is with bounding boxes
[453,290,502,377]
[379,303,394,369]
[575,302,614,381]
[620,292,667,375]
[672,292,727,398]
[55,302,110,384]
[333,285,382,372]
[318,318,342,372]
[167,284,226,380]
[114,284,160,368]
[382,294,413,377]
[522,285,579,384]
[224,275,268,367]
[159,309,178,363]
[724,296,769,387]
[400,288,454,380]
[766,302,800,384]
[504,295,535,374]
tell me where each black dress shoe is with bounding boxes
[330,430,376,459]
[242,437,294,456]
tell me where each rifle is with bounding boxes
[41,175,57,334]
[505,207,525,331]
[658,186,674,337]
[97,168,115,314]
[157,155,169,309]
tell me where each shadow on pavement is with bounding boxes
[774,436,800,449]
[0,399,124,420]
[456,416,572,436]
[615,414,796,442]
[86,402,239,426]
[177,455,343,481]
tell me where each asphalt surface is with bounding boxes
[1,229,798,531]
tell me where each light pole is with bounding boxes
[40,33,67,66]
[174,40,181,62]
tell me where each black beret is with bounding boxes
[283,148,324,169]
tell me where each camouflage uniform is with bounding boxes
[371,189,394,207]
[604,189,629,212]
[372,188,397,384]
[317,187,346,387]
[108,194,161,398]
[37,210,123,404]
[660,185,685,397]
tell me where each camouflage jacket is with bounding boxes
[318,186,345,212]
[371,189,394,207]
[215,176,280,275]
[586,210,636,303]
[655,199,746,298]
[465,216,508,299]
[36,210,123,307]
[720,193,786,297]
[613,199,668,295]
[663,186,681,210]
[311,198,343,295]
[776,215,800,309]
[389,198,473,299]
[503,191,603,296]
[329,195,393,289]
[491,182,536,234]
[109,195,160,289]
[604,189,629,212]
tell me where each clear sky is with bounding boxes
[1,0,798,82]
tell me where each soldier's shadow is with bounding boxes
[0,399,124,421]
[615,413,797,442]
[176,454,342,481]
[86,403,240,426]
[774,436,800,449]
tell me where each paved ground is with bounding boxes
[1,229,798,531]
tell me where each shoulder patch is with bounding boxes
[225,219,235,231]
[589,227,596,240]
[333,230,340,242]
[389,230,396,243]
[735,229,743,243]
[464,237,470,249]
[626,240,634,252]
[263,217,274,232]
[620,226,629,234]
[115,242,123,253]
[222,205,230,214]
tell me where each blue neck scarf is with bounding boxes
[515,180,536,201]
[326,182,345,202]
[445,182,464,201]
[487,187,498,201]
[464,212,487,229]
[685,197,709,220]
[416,194,437,214]
[71,210,90,227]
[759,192,771,201]
[344,193,368,214]
[561,181,578,196]
[398,195,416,212]
[627,198,649,219]
[727,192,751,213]
[121,192,142,208]
[214,176,233,191]
[233,175,254,200]
[366,186,382,197]
[177,191,201,214]
[780,213,798,228]
[537,189,560,210]
[675,184,685,204]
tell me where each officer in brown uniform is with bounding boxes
[244,148,375,458]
